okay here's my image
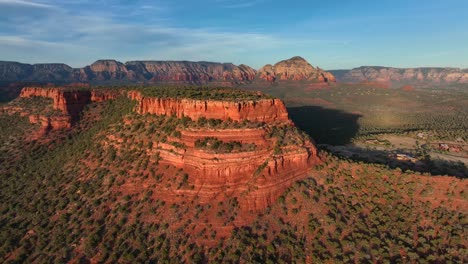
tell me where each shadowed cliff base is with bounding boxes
[288,106,361,145]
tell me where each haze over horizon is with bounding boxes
[1,0,467,69]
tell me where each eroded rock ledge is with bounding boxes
[128,90,291,123]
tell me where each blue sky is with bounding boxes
[0,0,467,69]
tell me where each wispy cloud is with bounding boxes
[0,0,288,67]
[0,0,56,9]
[0,0,348,69]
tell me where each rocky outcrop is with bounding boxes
[20,87,91,118]
[128,91,290,123]
[154,140,317,211]
[9,87,118,134]
[29,114,72,135]
[257,56,336,83]
[179,128,270,147]
[118,90,319,211]
[330,66,468,84]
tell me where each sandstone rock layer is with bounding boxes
[128,91,290,123]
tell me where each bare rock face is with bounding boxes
[20,87,91,117]
[29,114,72,135]
[13,87,118,134]
[169,130,318,211]
[331,66,468,84]
[128,91,290,123]
[257,56,336,83]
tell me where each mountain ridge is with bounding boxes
[0,57,335,85]
[330,66,468,84]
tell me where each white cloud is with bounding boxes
[0,0,336,68]
[0,0,55,9]
[0,0,291,67]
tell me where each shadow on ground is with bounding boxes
[288,106,361,145]
[288,105,467,178]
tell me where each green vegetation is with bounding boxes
[268,124,310,148]
[135,86,273,101]
[250,83,468,144]
[0,87,466,263]
[195,137,256,153]
[243,158,467,263]
[8,97,62,116]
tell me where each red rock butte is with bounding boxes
[5,86,320,211]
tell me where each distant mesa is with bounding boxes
[257,56,336,83]
[0,56,334,85]
[330,66,468,85]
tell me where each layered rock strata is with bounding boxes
[120,91,319,211]
[128,91,291,123]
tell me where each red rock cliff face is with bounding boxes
[20,87,91,118]
[176,141,317,211]
[15,87,118,134]
[257,56,336,83]
[134,125,318,211]
[113,91,319,211]
[128,91,290,123]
